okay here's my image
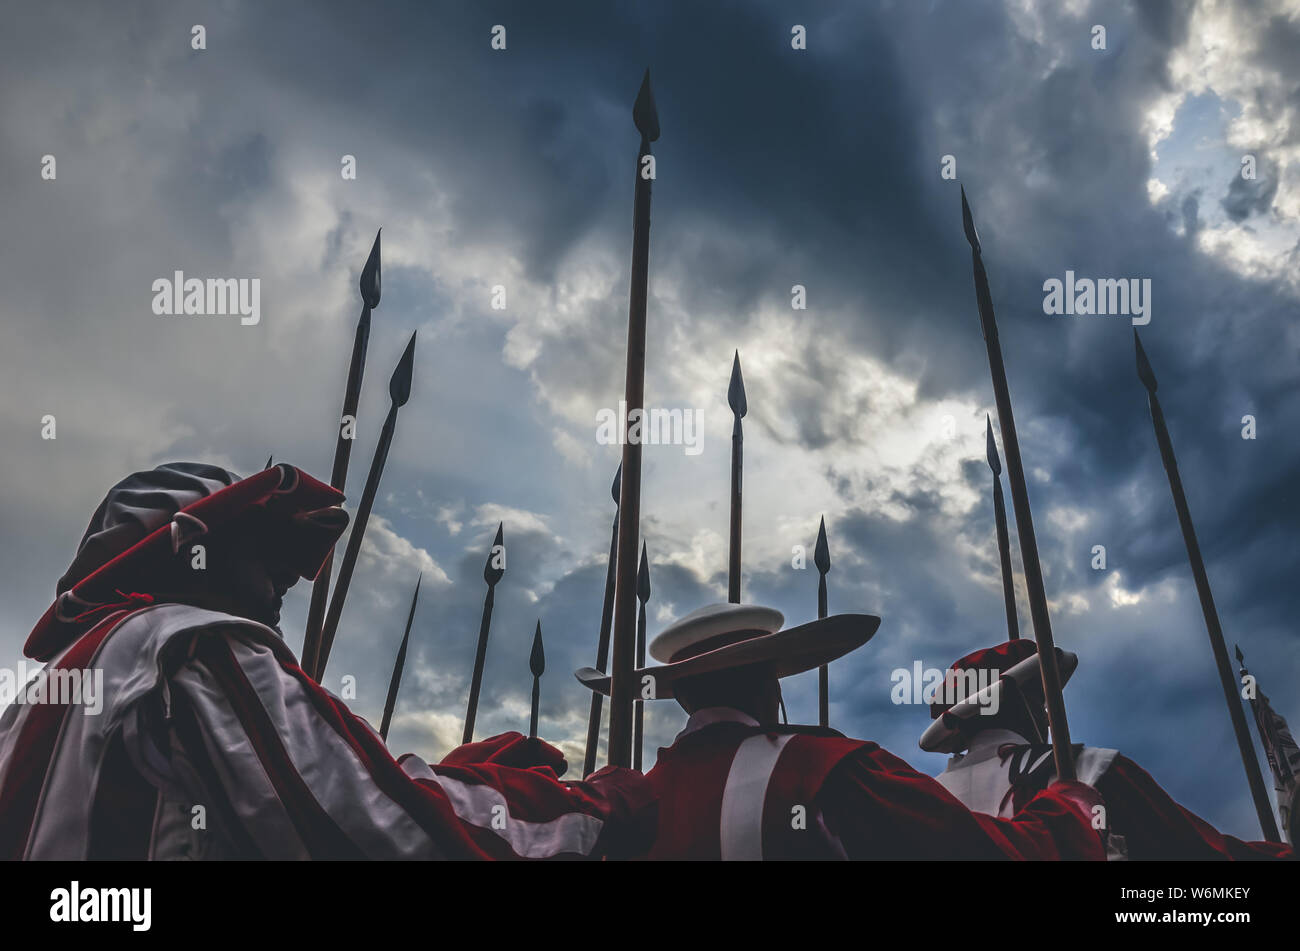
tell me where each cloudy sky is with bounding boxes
[2,0,1298,839]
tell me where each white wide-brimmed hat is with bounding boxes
[575,602,880,700]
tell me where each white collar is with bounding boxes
[950,728,1033,765]
[676,706,761,741]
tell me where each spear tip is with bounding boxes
[1235,643,1244,664]
[389,331,417,405]
[960,185,982,253]
[728,350,747,418]
[530,620,545,676]
[985,414,1002,476]
[633,68,660,142]
[637,542,651,602]
[265,454,273,470]
[1134,329,1158,393]
[484,522,505,585]
[814,516,831,574]
[361,228,382,308]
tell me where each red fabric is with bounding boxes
[272,658,649,858]
[817,745,1106,860]
[0,609,130,859]
[645,723,863,859]
[642,722,1102,860]
[26,466,343,662]
[440,733,569,777]
[763,732,869,859]
[645,724,749,859]
[1095,755,1293,861]
[6,604,652,860]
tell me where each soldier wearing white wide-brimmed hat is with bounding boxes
[579,602,1106,860]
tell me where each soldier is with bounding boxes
[920,639,1293,860]
[577,602,1105,859]
[0,462,652,860]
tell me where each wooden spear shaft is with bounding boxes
[815,516,830,727]
[988,416,1020,640]
[462,587,496,743]
[608,70,659,769]
[315,331,416,680]
[962,188,1075,781]
[303,231,381,679]
[463,523,505,744]
[379,574,421,742]
[1137,335,1279,841]
[634,543,650,772]
[992,480,1019,640]
[582,467,620,777]
[728,351,746,605]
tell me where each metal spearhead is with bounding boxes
[360,229,382,308]
[985,414,1002,476]
[1235,644,1245,666]
[633,69,660,143]
[612,463,623,505]
[1134,330,1158,393]
[389,331,417,406]
[484,522,505,586]
[530,620,545,678]
[960,185,981,254]
[637,542,651,603]
[728,350,747,419]
[814,516,830,575]
[265,455,273,470]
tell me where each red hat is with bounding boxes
[918,639,1078,754]
[26,462,347,661]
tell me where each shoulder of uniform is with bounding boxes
[765,724,848,739]
[107,602,288,668]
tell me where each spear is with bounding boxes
[314,330,416,680]
[1237,645,1298,843]
[961,187,1075,781]
[986,414,1020,640]
[302,230,382,677]
[633,543,651,771]
[608,69,659,769]
[583,465,621,777]
[815,516,831,727]
[462,522,506,744]
[379,574,422,742]
[528,620,544,739]
[1135,332,1279,840]
[728,351,747,603]
[265,455,274,470]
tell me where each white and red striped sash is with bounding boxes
[0,603,611,860]
[648,721,864,860]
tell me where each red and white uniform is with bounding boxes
[640,707,1104,860]
[0,602,648,860]
[936,728,1293,861]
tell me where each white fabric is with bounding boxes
[428,773,604,859]
[3,603,607,860]
[678,706,845,860]
[935,729,1124,859]
[720,733,794,860]
[676,706,761,740]
[650,603,784,664]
